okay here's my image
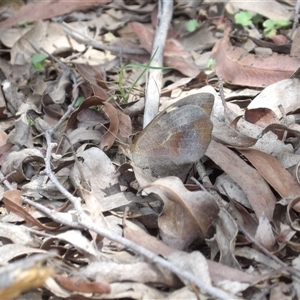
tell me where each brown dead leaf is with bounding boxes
[53,274,110,294]
[124,222,175,257]
[212,116,258,147]
[211,28,300,87]
[70,146,120,203]
[1,148,44,183]
[64,96,105,132]
[100,102,119,151]
[229,200,258,237]
[3,190,60,231]
[238,149,300,201]
[2,80,25,116]
[128,22,200,77]
[0,88,7,119]
[143,176,219,250]
[206,140,276,220]
[63,96,122,151]
[75,64,110,100]
[0,0,112,28]
[245,108,279,128]
[0,58,31,87]
[117,109,132,139]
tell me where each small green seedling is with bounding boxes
[234,11,253,27]
[187,19,200,32]
[27,119,35,126]
[235,10,291,37]
[104,32,115,42]
[206,58,216,70]
[31,53,48,70]
[263,19,291,37]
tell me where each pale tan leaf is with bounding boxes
[144,176,219,250]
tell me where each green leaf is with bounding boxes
[31,53,48,70]
[104,32,115,42]
[27,119,35,126]
[234,11,253,27]
[75,96,85,107]
[187,19,200,32]
[273,19,291,28]
[263,19,291,36]
[263,19,275,31]
[206,58,216,70]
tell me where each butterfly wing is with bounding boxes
[129,93,214,177]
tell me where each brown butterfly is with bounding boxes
[125,93,215,182]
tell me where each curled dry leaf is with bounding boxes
[143,176,219,250]
[248,78,300,118]
[3,190,60,231]
[212,116,257,148]
[211,28,300,87]
[63,95,122,151]
[244,108,279,128]
[206,140,276,220]
[1,148,44,184]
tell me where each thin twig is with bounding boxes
[143,0,173,127]
[62,22,148,55]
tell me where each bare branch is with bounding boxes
[143,0,173,127]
